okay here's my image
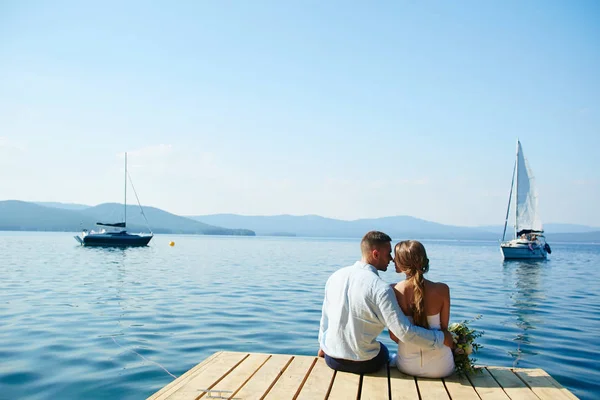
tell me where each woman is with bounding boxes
[389,240,455,377]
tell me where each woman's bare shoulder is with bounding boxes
[394,281,409,296]
[393,280,408,292]
[422,279,448,296]
[428,281,450,297]
[392,281,409,304]
[393,281,411,314]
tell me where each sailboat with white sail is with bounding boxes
[74,153,153,247]
[500,140,552,260]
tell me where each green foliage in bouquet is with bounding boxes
[448,315,484,377]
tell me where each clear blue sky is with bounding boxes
[1,1,599,226]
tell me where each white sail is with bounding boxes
[515,141,543,232]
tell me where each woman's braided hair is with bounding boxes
[394,240,430,328]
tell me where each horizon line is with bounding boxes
[4,199,599,229]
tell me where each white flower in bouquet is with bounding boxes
[450,331,459,342]
[465,343,473,355]
[449,322,460,331]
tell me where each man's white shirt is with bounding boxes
[318,261,444,361]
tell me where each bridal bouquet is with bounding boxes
[449,315,484,376]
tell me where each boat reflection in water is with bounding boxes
[503,259,545,367]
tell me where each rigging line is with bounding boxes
[111,337,177,379]
[126,171,152,233]
[502,157,517,242]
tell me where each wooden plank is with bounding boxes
[164,351,248,399]
[264,355,316,400]
[538,371,577,398]
[148,351,223,400]
[443,373,480,400]
[327,370,361,400]
[233,354,294,400]
[513,368,579,400]
[203,353,270,399]
[468,368,511,400]
[149,352,579,400]
[296,357,335,400]
[360,367,389,400]
[416,377,450,399]
[389,369,419,400]
[486,367,539,400]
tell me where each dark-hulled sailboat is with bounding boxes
[74,153,153,247]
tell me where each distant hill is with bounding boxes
[544,231,600,243]
[188,214,600,242]
[479,223,600,235]
[0,201,97,231]
[543,223,600,233]
[475,223,600,242]
[34,201,91,211]
[189,214,500,240]
[0,201,254,236]
[79,203,254,235]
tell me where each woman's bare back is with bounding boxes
[393,279,450,329]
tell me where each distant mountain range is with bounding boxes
[479,223,600,234]
[0,201,254,236]
[188,214,498,240]
[2,200,599,242]
[188,214,600,242]
[34,201,91,210]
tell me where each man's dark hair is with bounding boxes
[360,231,392,255]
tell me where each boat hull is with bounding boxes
[75,232,153,247]
[501,241,547,260]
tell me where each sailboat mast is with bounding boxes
[514,140,519,238]
[124,152,127,225]
[502,157,517,241]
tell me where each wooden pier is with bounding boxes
[148,351,578,400]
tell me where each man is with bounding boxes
[318,231,453,374]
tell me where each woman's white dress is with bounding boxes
[395,313,455,378]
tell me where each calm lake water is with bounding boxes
[1,232,599,399]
